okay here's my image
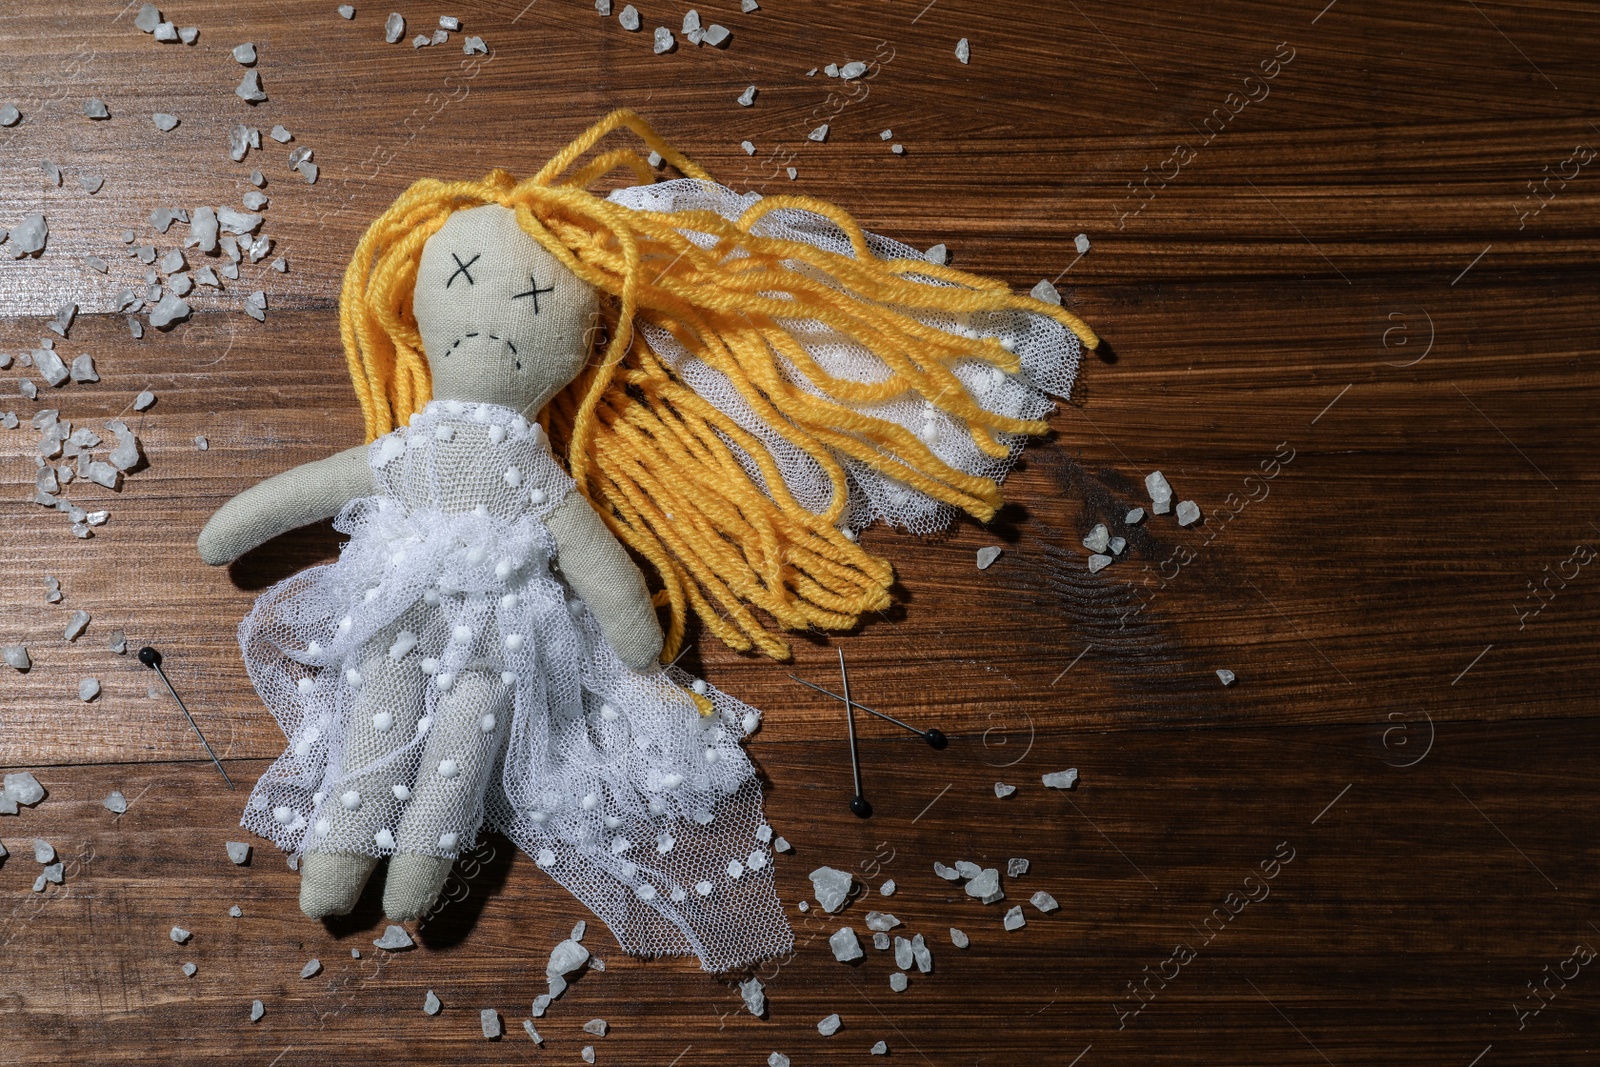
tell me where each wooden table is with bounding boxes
[1,2,1596,1064]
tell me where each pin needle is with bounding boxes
[839,648,871,818]
[138,646,234,789]
[788,675,948,749]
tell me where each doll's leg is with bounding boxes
[300,611,434,918]
[383,667,511,921]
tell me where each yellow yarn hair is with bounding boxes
[339,109,1098,661]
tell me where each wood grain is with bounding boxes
[1,1,1597,1064]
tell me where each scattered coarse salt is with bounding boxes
[809,866,854,912]
[249,999,264,1022]
[170,926,192,944]
[619,4,640,29]
[737,85,757,106]
[1042,768,1078,789]
[64,610,90,641]
[1216,668,1237,686]
[933,861,960,881]
[226,841,251,864]
[462,35,487,54]
[1075,232,1091,254]
[1007,857,1029,877]
[153,112,179,131]
[871,1041,888,1055]
[841,61,866,79]
[1003,905,1025,930]
[740,140,756,155]
[83,98,110,120]
[1125,507,1145,525]
[1030,890,1060,913]
[195,435,209,450]
[955,37,970,63]
[828,926,863,962]
[0,104,18,125]
[300,958,322,978]
[133,389,156,410]
[269,125,291,143]
[702,24,729,46]
[338,5,355,18]
[1087,553,1112,574]
[1082,523,1110,553]
[373,924,414,950]
[1145,470,1173,513]
[424,989,441,1015]
[235,71,267,103]
[808,124,829,142]
[976,545,1002,570]
[994,782,1016,798]
[384,12,404,41]
[232,42,256,64]
[653,26,675,52]
[104,790,128,813]
[1175,499,1201,526]
[925,243,948,265]
[950,927,969,948]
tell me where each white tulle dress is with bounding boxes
[239,399,792,973]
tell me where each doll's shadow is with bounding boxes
[228,521,346,591]
[318,839,517,948]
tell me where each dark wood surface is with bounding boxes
[2,1,1597,1064]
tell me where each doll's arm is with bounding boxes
[545,492,664,671]
[197,445,376,566]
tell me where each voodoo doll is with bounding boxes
[197,111,1096,972]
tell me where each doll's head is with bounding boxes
[413,204,597,414]
[338,110,1097,661]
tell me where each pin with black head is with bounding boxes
[139,645,235,790]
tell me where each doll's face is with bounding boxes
[413,204,598,414]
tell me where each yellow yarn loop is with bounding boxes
[339,109,1098,661]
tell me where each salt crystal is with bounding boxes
[911,933,932,972]
[743,0,758,9]
[1003,905,1026,930]
[1087,554,1112,574]
[232,42,256,64]
[1175,499,1201,526]
[809,866,854,912]
[890,143,905,155]
[1007,857,1029,877]
[385,12,404,41]
[35,348,68,386]
[880,879,896,896]
[179,26,198,44]
[925,243,948,265]
[889,971,908,992]
[104,791,127,813]
[108,629,125,652]
[828,926,863,962]
[740,140,756,155]
[1082,523,1110,553]
[230,905,242,917]
[955,38,970,62]
[83,98,110,119]
[480,1009,501,1039]
[773,836,791,852]
[547,937,588,976]
[873,932,890,949]
[226,841,251,864]
[817,1013,841,1035]
[300,958,322,978]
[964,868,1001,900]
[841,60,866,79]
[47,302,76,337]
[235,71,267,103]
[463,35,487,53]
[950,927,969,948]
[31,838,55,863]
[338,5,355,18]
[440,15,461,30]
[933,861,960,880]
[532,993,550,1016]
[893,935,912,969]
[250,1000,264,1022]
[1030,890,1060,913]
[737,85,757,106]
[134,389,156,410]
[619,4,639,29]
[976,545,1002,570]
[871,1040,888,1055]
[12,213,47,255]
[571,919,587,941]
[1216,668,1237,686]
[824,63,839,77]
[581,1048,595,1064]
[218,206,263,234]
[864,911,899,932]
[702,24,729,46]
[1042,769,1078,789]
[582,1018,607,1036]
[153,113,179,131]
[1075,233,1091,254]
[148,294,191,328]
[739,975,765,1015]
[808,124,829,142]
[653,26,674,52]
[80,174,104,194]
[79,677,101,701]
[170,925,192,943]
[1145,470,1173,510]
[1109,536,1126,555]
[64,610,90,641]
[107,422,142,470]
[154,21,176,41]
[994,782,1016,798]
[182,962,197,976]
[523,1020,542,1043]
[373,924,414,950]
[68,354,97,383]
[0,104,18,125]
[31,873,46,892]
[159,248,185,273]
[423,989,441,1014]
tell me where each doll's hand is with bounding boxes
[545,493,663,670]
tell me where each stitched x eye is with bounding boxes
[447,252,480,287]
[513,275,555,312]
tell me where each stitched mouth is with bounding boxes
[445,330,522,370]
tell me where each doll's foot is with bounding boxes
[300,851,380,918]
[383,853,455,922]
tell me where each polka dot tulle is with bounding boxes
[239,400,791,971]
